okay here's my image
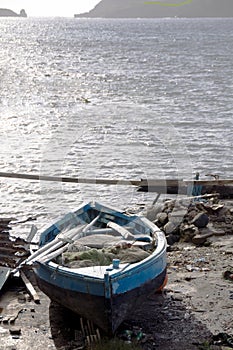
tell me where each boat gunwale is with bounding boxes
[36,201,167,281]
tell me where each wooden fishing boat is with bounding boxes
[31,201,167,334]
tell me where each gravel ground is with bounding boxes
[0,215,233,350]
[127,235,233,349]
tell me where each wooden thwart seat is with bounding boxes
[107,221,134,240]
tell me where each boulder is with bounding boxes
[179,223,198,242]
[187,209,199,222]
[144,197,231,246]
[163,221,179,235]
[156,212,168,225]
[191,212,209,228]
[166,233,180,246]
[192,231,213,245]
[144,204,164,222]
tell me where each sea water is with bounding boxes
[0,17,232,237]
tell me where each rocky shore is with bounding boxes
[144,195,233,247]
[0,196,232,349]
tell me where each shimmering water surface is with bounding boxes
[0,17,232,237]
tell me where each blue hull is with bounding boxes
[33,201,167,333]
[36,265,167,333]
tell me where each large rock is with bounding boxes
[144,204,164,222]
[156,212,168,226]
[163,221,179,235]
[192,229,214,245]
[191,213,209,228]
[179,223,198,242]
[143,197,232,246]
[166,233,180,246]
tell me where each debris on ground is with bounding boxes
[0,218,31,269]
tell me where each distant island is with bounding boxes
[75,0,233,18]
[0,8,27,17]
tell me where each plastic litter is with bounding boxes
[212,332,233,348]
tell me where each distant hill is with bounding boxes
[75,0,233,18]
[0,8,27,17]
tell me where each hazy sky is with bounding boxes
[0,0,101,17]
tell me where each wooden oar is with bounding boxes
[20,270,40,303]
[13,214,101,274]
[36,214,101,264]
[12,224,86,274]
[24,226,84,263]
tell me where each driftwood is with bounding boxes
[20,270,40,303]
[0,219,32,291]
[164,192,220,204]
[80,317,101,346]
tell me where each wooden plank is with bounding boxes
[107,222,134,240]
[26,224,38,243]
[0,253,19,262]
[0,246,27,254]
[96,328,101,341]
[20,270,40,303]
[165,193,220,204]
[80,318,85,336]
